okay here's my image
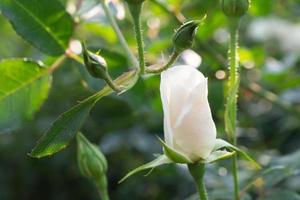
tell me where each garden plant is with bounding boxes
[0,0,300,199]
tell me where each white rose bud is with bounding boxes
[160,65,217,162]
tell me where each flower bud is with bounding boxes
[123,0,145,4]
[82,43,108,80]
[77,132,107,181]
[222,0,249,17]
[173,20,200,53]
[160,65,217,162]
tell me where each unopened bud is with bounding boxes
[173,20,200,53]
[82,43,108,79]
[77,132,107,181]
[222,0,249,17]
[124,0,145,4]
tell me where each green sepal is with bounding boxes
[118,154,172,183]
[157,136,193,164]
[82,43,108,80]
[205,150,236,163]
[222,0,249,18]
[124,0,145,5]
[76,132,109,198]
[76,132,108,180]
[126,0,144,20]
[172,17,205,53]
[214,138,261,169]
[82,43,138,93]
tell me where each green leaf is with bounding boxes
[214,138,261,169]
[119,154,172,183]
[260,150,300,188]
[241,150,300,196]
[157,136,192,164]
[259,166,292,188]
[205,150,235,163]
[29,69,138,158]
[0,59,51,133]
[240,165,289,196]
[260,190,300,200]
[29,92,107,158]
[271,149,300,171]
[0,0,73,55]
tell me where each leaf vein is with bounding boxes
[11,0,66,50]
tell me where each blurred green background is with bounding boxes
[0,0,300,199]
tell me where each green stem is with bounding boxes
[232,155,239,200]
[65,50,84,65]
[128,3,146,74]
[99,0,138,68]
[188,163,208,200]
[227,17,240,200]
[145,51,179,73]
[104,73,122,93]
[229,19,239,94]
[48,54,67,73]
[95,177,110,200]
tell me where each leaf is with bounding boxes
[260,190,300,200]
[256,166,291,188]
[29,69,138,158]
[271,149,300,170]
[240,165,289,196]
[214,138,261,169]
[0,0,73,55]
[240,150,300,196]
[259,150,300,188]
[205,150,235,163]
[0,59,51,133]
[119,154,172,183]
[157,136,192,164]
[29,92,107,158]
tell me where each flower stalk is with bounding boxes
[99,0,138,68]
[145,51,179,74]
[228,17,240,200]
[228,18,240,91]
[225,15,244,200]
[146,20,201,74]
[188,163,208,200]
[222,1,249,199]
[95,177,109,200]
[128,3,146,74]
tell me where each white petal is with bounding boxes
[161,65,201,147]
[160,71,173,146]
[173,81,216,160]
[160,65,216,161]
[175,78,208,128]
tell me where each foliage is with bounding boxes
[0,0,300,199]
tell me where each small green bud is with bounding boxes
[125,0,144,19]
[173,20,200,53]
[82,43,108,79]
[77,132,107,181]
[124,0,145,4]
[222,0,249,17]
